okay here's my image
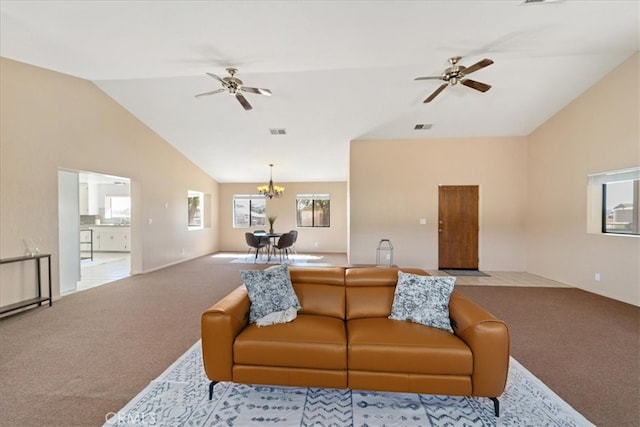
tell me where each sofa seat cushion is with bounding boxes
[234,314,347,370]
[348,318,472,375]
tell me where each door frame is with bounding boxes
[58,169,80,295]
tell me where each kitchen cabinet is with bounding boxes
[90,226,129,252]
[79,182,99,215]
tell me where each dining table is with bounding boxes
[253,231,282,261]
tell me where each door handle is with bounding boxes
[438,229,443,232]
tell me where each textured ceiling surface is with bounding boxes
[1,1,638,182]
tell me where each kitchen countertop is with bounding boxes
[81,224,130,227]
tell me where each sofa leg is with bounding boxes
[208,381,218,400]
[490,397,499,416]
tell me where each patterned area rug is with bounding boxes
[104,341,593,427]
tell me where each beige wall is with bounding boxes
[2,52,636,307]
[218,182,347,253]
[527,53,639,306]
[349,137,528,270]
[0,58,219,304]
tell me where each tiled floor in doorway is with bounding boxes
[76,252,131,292]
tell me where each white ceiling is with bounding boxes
[1,1,638,183]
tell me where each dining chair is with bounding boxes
[245,232,267,263]
[272,232,295,262]
[288,229,298,257]
[253,229,269,246]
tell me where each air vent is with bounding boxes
[269,128,286,135]
[414,124,432,130]
[522,0,564,3]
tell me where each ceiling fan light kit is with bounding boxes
[415,56,494,103]
[194,67,272,111]
[257,164,284,199]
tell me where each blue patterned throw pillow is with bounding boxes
[389,272,456,333]
[240,264,301,324]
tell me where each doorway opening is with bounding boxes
[77,171,131,292]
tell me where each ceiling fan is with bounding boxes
[415,56,494,103]
[194,67,272,110]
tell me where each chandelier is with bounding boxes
[257,163,284,199]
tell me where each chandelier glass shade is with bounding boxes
[257,164,284,199]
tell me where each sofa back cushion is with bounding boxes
[290,266,346,319]
[345,267,429,320]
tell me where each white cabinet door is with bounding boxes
[91,227,129,251]
[79,183,89,215]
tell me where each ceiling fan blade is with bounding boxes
[414,76,442,81]
[194,88,225,98]
[424,83,448,103]
[461,79,492,92]
[461,58,493,75]
[206,72,227,84]
[241,86,272,96]
[236,92,253,110]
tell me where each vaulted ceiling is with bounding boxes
[1,1,638,183]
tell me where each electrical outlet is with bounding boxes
[181,248,185,255]
[314,242,319,248]
[594,273,601,281]
[386,254,391,260]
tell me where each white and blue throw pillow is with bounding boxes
[389,272,456,333]
[240,264,301,326]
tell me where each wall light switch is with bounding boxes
[419,218,427,225]
[147,218,153,225]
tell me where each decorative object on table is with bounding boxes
[23,237,40,257]
[258,164,284,199]
[414,56,493,103]
[267,215,277,234]
[194,67,272,111]
[376,239,393,267]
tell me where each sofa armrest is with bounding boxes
[448,291,510,397]
[201,285,250,382]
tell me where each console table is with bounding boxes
[0,254,52,316]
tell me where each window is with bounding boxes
[233,195,266,228]
[188,190,203,229]
[587,167,639,236]
[296,194,330,227]
[104,196,130,219]
[602,179,639,235]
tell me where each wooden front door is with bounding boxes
[438,185,479,269]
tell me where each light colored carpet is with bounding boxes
[230,254,323,265]
[104,341,593,427]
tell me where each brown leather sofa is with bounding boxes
[201,266,510,416]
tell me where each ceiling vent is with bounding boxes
[269,128,286,135]
[522,0,564,3]
[414,124,432,130]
